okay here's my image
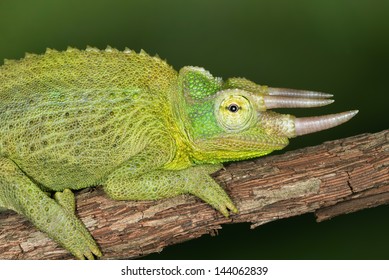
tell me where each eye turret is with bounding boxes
[215,90,255,132]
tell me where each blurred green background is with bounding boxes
[0,0,388,259]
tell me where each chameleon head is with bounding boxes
[178,66,358,163]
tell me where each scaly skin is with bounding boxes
[0,47,356,259]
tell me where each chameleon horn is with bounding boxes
[263,95,334,109]
[294,110,359,136]
[268,87,333,98]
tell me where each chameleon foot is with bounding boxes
[0,157,101,259]
[54,189,102,259]
[186,167,238,217]
[104,164,238,217]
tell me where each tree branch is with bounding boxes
[0,130,388,259]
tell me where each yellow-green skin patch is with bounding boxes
[0,48,178,189]
[0,47,292,259]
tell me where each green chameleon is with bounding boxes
[0,46,357,259]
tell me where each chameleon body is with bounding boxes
[0,47,357,259]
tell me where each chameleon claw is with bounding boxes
[84,251,95,260]
[228,203,239,215]
[92,246,103,258]
[218,203,238,218]
[215,193,239,217]
[218,207,229,217]
[71,243,101,260]
[74,252,85,260]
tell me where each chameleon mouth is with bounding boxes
[219,134,288,149]
[196,133,289,153]
[192,134,289,163]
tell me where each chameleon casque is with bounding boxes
[0,46,358,259]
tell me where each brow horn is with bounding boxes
[264,88,334,109]
[264,96,334,109]
[268,87,333,98]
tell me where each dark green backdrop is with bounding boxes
[0,0,388,259]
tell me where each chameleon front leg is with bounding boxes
[104,164,238,217]
[0,157,101,259]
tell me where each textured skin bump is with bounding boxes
[0,47,296,259]
[180,66,222,100]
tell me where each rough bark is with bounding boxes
[0,130,388,259]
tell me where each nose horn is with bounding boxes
[294,110,359,136]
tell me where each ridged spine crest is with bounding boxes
[1,46,171,69]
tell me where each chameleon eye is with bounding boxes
[215,91,255,132]
[227,103,239,113]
